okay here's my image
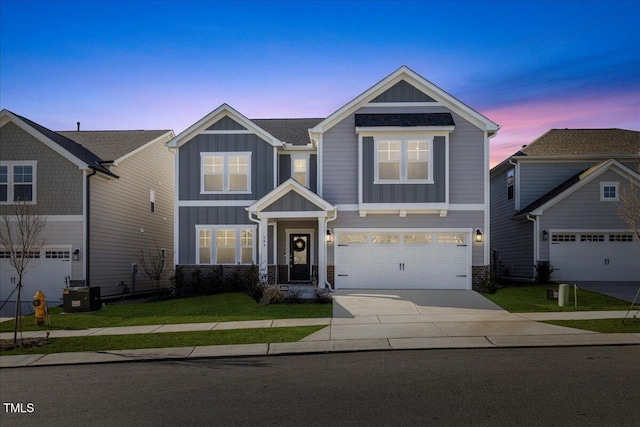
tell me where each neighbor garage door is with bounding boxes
[550,232,640,281]
[334,230,471,289]
[0,248,72,304]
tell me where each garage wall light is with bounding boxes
[326,229,333,243]
[542,230,549,241]
[72,248,80,261]
[475,229,483,243]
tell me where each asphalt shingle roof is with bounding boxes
[58,130,171,161]
[354,113,455,128]
[251,118,323,146]
[13,113,115,177]
[518,129,640,156]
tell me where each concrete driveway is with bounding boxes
[332,289,506,319]
[573,282,640,303]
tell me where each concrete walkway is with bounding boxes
[2,308,639,369]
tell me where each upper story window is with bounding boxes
[0,161,37,204]
[507,168,514,201]
[201,152,251,194]
[291,155,309,187]
[600,182,619,201]
[375,138,431,183]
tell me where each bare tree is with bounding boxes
[616,161,640,245]
[0,201,47,344]
[137,243,170,297]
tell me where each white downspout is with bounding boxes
[324,209,338,290]
[247,212,264,277]
[526,215,538,281]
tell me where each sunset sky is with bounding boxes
[1,0,638,166]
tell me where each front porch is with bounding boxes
[247,179,337,290]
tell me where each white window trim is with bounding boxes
[0,160,37,205]
[195,224,257,265]
[200,152,252,194]
[600,182,619,201]
[290,154,310,187]
[373,137,433,184]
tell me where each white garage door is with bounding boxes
[335,230,471,289]
[0,248,72,304]
[550,232,640,281]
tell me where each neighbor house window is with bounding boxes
[150,190,156,213]
[375,138,431,183]
[291,155,309,186]
[507,169,515,201]
[201,152,251,193]
[0,161,36,204]
[196,225,256,265]
[600,182,619,201]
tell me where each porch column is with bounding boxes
[317,217,326,288]
[259,218,269,278]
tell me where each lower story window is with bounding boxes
[197,225,256,265]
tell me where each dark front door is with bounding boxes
[289,234,310,281]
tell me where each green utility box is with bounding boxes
[63,287,101,313]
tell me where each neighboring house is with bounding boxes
[0,109,175,305]
[490,129,640,282]
[168,66,499,292]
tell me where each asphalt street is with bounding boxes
[2,346,639,426]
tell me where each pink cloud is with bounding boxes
[487,92,640,167]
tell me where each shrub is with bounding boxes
[535,261,556,284]
[314,288,333,303]
[478,266,498,294]
[259,285,284,306]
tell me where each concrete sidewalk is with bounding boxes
[2,309,639,369]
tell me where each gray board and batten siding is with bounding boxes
[206,116,247,131]
[370,80,437,103]
[178,206,253,265]
[322,106,486,206]
[178,133,275,201]
[263,191,323,212]
[278,154,318,192]
[362,136,445,203]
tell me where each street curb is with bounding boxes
[2,334,639,369]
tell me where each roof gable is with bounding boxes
[0,109,115,177]
[167,104,283,149]
[516,159,640,216]
[370,80,436,103]
[247,178,335,213]
[310,65,499,135]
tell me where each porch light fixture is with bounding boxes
[542,229,549,241]
[326,229,333,243]
[475,229,483,243]
[72,248,80,261]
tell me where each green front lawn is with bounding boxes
[483,284,634,313]
[0,326,325,356]
[0,293,332,332]
[543,319,640,333]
